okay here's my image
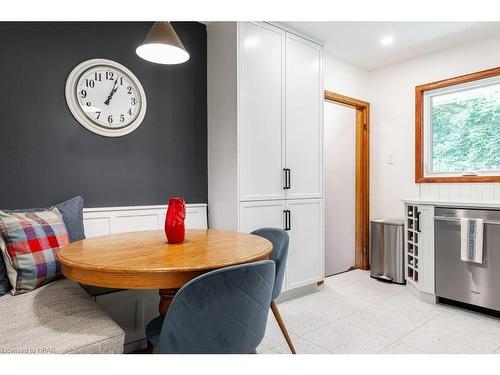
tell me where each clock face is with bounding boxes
[66,59,147,137]
[77,66,141,129]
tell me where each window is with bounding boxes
[416,67,500,182]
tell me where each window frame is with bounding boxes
[415,66,500,183]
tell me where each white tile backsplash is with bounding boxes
[420,183,500,202]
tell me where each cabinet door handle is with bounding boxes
[283,210,291,231]
[416,210,421,232]
[283,168,291,190]
[287,169,291,190]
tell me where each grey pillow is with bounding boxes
[57,196,86,243]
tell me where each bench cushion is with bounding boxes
[0,279,124,354]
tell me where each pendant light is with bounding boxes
[136,22,190,65]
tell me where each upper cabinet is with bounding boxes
[285,34,323,199]
[238,22,286,202]
[238,22,323,202]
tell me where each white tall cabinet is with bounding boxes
[208,22,324,291]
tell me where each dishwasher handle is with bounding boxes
[434,216,500,225]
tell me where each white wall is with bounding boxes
[368,34,500,219]
[324,54,369,100]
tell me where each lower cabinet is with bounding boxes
[95,289,160,353]
[285,199,324,290]
[239,198,324,292]
[404,203,435,296]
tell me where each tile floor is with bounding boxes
[258,270,500,354]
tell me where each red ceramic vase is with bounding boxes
[164,197,186,244]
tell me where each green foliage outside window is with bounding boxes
[431,85,500,173]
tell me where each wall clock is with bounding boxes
[65,58,147,137]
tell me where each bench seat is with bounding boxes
[0,279,125,354]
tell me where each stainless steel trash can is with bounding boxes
[370,219,405,284]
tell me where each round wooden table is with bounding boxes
[57,229,273,315]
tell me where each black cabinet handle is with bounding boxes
[284,210,291,231]
[416,210,421,232]
[283,168,291,190]
[287,169,291,189]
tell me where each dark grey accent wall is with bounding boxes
[0,22,207,209]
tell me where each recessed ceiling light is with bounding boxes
[380,35,395,47]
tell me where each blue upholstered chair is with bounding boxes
[145,260,275,354]
[251,228,296,354]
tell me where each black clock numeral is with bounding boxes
[106,71,114,80]
[85,79,95,88]
[120,114,125,122]
[128,108,132,116]
[107,115,113,124]
[131,97,136,106]
[96,111,101,120]
[80,89,87,98]
[120,77,124,85]
[94,72,102,81]
[127,86,132,94]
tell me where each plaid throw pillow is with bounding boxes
[0,207,69,295]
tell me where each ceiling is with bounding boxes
[282,22,500,70]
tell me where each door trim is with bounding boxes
[324,91,370,270]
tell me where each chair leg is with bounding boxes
[146,340,154,354]
[270,300,296,354]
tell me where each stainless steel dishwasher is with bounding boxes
[435,207,500,311]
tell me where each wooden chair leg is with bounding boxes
[146,340,154,354]
[270,300,296,354]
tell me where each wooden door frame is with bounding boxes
[324,91,370,270]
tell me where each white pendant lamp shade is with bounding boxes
[136,22,190,64]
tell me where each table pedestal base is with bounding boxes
[159,288,179,315]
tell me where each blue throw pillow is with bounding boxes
[57,196,86,243]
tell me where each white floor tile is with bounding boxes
[302,320,392,354]
[341,290,442,340]
[274,298,336,336]
[290,289,361,321]
[378,341,427,354]
[272,337,330,354]
[399,310,500,353]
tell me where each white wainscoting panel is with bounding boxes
[83,203,208,238]
[420,183,500,203]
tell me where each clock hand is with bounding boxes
[104,78,119,106]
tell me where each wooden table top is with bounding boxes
[57,229,273,289]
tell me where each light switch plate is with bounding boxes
[387,153,396,165]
